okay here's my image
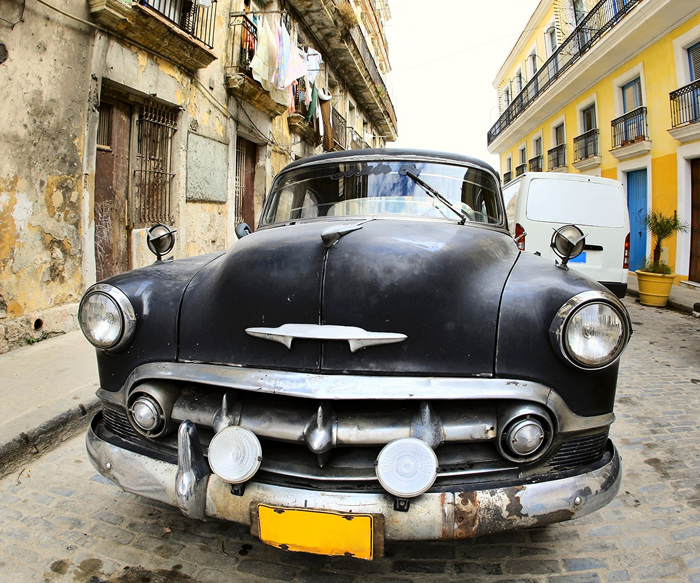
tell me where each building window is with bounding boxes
[582,104,597,132]
[514,69,523,94]
[554,123,565,145]
[547,26,558,54]
[534,137,542,157]
[97,103,113,150]
[134,103,178,225]
[621,77,642,112]
[688,40,700,81]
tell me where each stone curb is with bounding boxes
[0,397,100,480]
[625,287,696,315]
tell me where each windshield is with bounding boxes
[262,160,503,226]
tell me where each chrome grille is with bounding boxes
[546,431,609,472]
[103,406,140,442]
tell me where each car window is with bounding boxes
[262,160,502,226]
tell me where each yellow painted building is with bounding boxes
[488,0,700,285]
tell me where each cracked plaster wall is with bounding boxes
[0,0,93,352]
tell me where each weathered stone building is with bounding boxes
[0,0,397,353]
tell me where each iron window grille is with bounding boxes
[144,0,217,49]
[134,103,177,225]
[234,139,246,225]
[529,155,543,172]
[515,163,526,177]
[233,14,257,75]
[670,80,700,128]
[503,171,512,184]
[487,0,642,145]
[611,106,648,149]
[573,128,599,162]
[548,144,566,170]
[97,103,113,149]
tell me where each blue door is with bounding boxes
[627,169,647,271]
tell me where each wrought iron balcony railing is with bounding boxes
[364,141,371,149]
[611,106,648,149]
[349,128,363,150]
[515,163,526,177]
[529,155,543,172]
[332,108,347,150]
[503,171,512,184]
[232,14,256,75]
[145,0,217,49]
[670,80,700,128]
[574,128,599,162]
[487,0,641,145]
[548,144,566,170]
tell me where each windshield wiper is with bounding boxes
[404,171,467,225]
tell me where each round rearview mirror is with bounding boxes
[551,224,586,262]
[235,223,252,239]
[147,223,177,260]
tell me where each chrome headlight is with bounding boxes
[550,291,631,370]
[79,284,136,351]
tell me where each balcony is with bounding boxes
[288,79,318,144]
[529,155,543,172]
[225,15,287,117]
[88,0,217,71]
[668,80,700,143]
[573,128,601,171]
[548,144,566,171]
[349,128,363,150]
[610,106,651,160]
[515,163,526,177]
[332,109,347,150]
[503,171,512,184]
[487,0,642,147]
[285,0,397,141]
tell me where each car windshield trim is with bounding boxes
[261,159,504,227]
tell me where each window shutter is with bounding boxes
[690,42,700,81]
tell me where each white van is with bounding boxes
[502,173,630,298]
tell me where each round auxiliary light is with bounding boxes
[130,396,161,432]
[565,302,626,368]
[208,426,262,484]
[147,223,177,260]
[376,438,438,498]
[507,419,545,456]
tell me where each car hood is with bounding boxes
[178,219,519,375]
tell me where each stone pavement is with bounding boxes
[0,297,698,582]
[626,272,700,315]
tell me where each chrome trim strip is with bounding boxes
[103,363,616,434]
[80,283,137,352]
[174,421,209,519]
[245,323,407,353]
[549,290,632,371]
[86,420,621,541]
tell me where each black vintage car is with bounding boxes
[81,149,630,560]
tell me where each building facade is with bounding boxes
[488,0,700,285]
[0,0,396,353]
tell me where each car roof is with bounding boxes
[282,148,499,177]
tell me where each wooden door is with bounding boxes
[627,169,647,272]
[691,158,700,283]
[235,137,257,229]
[95,100,131,281]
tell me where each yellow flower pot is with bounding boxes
[635,270,675,307]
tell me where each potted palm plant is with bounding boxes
[635,211,690,306]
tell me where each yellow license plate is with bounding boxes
[256,504,380,560]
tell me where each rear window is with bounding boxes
[526,179,626,227]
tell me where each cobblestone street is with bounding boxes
[0,297,698,583]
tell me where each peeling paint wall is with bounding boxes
[0,0,92,352]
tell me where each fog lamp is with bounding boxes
[375,438,438,498]
[208,426,262,484]
[507,419,545,456]
[131,397,161,432]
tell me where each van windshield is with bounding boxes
[526,179,626,227]
[262,160,503,226]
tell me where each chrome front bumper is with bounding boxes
[86,414,621,542]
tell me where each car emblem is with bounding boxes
[245,323,407,352]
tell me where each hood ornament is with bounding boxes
[245,323,407,352]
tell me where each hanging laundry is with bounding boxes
[250,16,287,105]
[320,98,333,151]
[283,38,308,88]
[274,19,292,90]
[306,82,318,122]
[305,48,323,84]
